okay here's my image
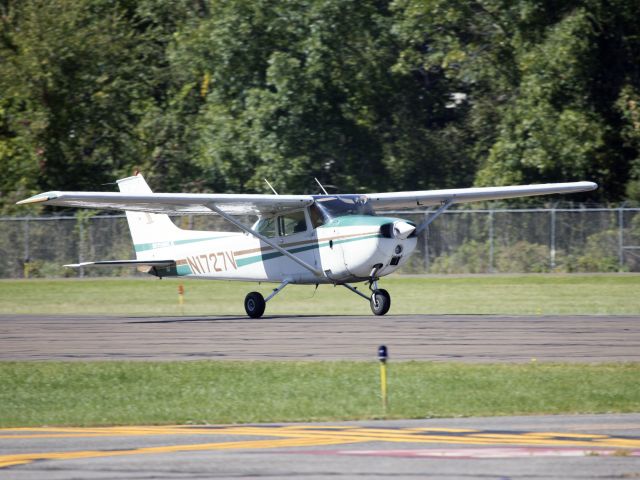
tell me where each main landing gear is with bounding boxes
[244,292,266,318]
[244,280,290,318]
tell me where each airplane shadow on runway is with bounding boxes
[125,313,506,324]
[126,314,373,324]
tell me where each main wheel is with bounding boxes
[370,289,391,316]
[244,292,266,318]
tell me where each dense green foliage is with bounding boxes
[1,0,639,212]
[1,361,638,426]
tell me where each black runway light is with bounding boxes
[378,345,388,363]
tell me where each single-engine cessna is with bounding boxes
[18,174,597,317]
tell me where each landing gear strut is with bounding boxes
[367,264,390,316]
[244,280,290,318]
[342,264,391,316]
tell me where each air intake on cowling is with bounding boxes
[380,221,416,240]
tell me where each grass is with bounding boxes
[1,274,639,316]
[1,275,637,427]
[0,361,638,427]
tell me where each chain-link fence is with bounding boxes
[398,207,640,274]
[1,207,639,278]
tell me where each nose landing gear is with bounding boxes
[341,264,391,316]
[367,265,390,315]
[370,288,391,315]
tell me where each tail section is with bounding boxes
[117,174,183,259]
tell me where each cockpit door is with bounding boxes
[277,209,320,279]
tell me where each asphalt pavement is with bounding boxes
[0,313,638,362]
[1,415,639,479]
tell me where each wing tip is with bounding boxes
[16,192,56,205]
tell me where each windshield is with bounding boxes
[312,195,375,220]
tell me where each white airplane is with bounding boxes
[18,174,597,317]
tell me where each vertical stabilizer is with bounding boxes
[117,174,181,258]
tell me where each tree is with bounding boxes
[392,0,640,201]
[172,0,473,195]
[2,0,638,209]
[0,0,199,212]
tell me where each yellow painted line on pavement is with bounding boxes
[405,428,479,433]
[0,435,365,469]
[519,432,610,439]
[277,428,640,449]
[520,432,611,439]
[2,425,639,470]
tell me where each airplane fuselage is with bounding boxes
[142,214,417,284]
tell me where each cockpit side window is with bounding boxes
[280,210,308,236]
[254,217,277,237]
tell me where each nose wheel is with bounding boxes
[370,289,391,315]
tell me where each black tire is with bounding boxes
[370,289,391,316]
[244,292,266,318]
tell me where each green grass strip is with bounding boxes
[1,361,638,427]
[1,274,639,315]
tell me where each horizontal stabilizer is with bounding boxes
[64,260,176,268]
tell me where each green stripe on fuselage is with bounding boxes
[235,233,381,268]
[176,264,193,276]
[134,235,236,253]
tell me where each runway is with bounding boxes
[1,415,639,479]
[0,314,638,362]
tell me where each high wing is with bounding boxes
[367,182,597,210]
[18,180,597,215]
[17,191,314,216]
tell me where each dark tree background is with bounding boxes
[1,0,638,213]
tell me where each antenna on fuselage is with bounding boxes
[314,177,329,195]
[264,179,279,195]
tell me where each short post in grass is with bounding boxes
[378,345,388,413]
[178,284,185,312]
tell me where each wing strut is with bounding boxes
[64,260,176,268]
[205,203,324,277]
[415,198,454,235]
